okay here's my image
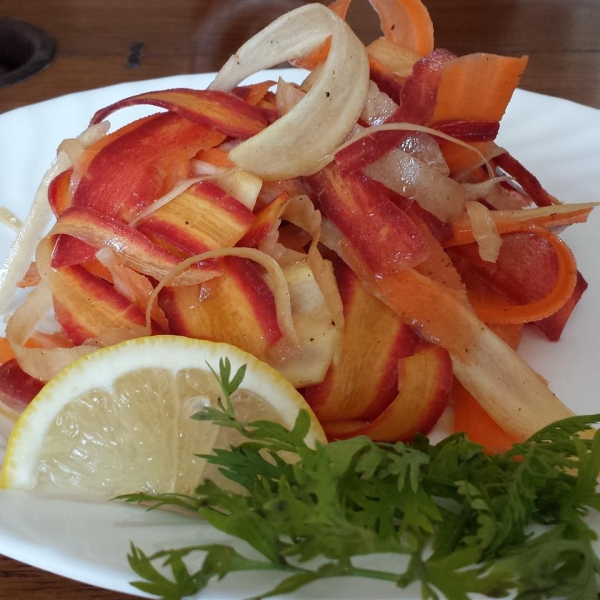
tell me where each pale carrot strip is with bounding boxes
[195,147,234,167]
[0,338,14,365]
[452,380,519,454]
[440,141,494,174]
[17,262,42,288]
[236,80,276,106]
[367,37,421,79]
[453,321,523,453]
[488,322,523,350]
[368,0,434,56]
[432,53,528,123]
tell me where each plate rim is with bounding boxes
[0,71,599,598]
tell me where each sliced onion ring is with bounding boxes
[282,195,344,340]
[5,282,95,381]
[465,201,502,263]
[209,3,369,180]
[0,123,109,314]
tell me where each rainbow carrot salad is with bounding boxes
[0,0,596,455]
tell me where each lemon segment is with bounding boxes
[1,336,325,496]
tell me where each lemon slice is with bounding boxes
[0,335,325,497]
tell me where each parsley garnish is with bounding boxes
[118,359,600,599]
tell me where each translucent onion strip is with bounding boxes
[0,123,109,313]
[360,80,398,126]
[465,201,502,263]
[464,176,513,202]
[336,122,495,178]
[365,148,466,223]
[96,248,169,330]
[0,208,23,233]
[282,195,344,341]
[446,202,598,247]
[4,281,95,381]
[0,157,68,314]
[210,3,369,180]
[333,122,499,223]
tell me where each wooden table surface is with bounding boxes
[0,0,598,598]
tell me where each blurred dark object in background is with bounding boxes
[0,19,56,88]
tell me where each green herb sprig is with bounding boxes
[118,359,600,600]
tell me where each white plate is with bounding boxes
[0,71,599,599]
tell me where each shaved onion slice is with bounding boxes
[446,202,598,247]
[0,208,22,233]
[401,132,450,175]
[0,123,109,313]
[56,138,87,167]
[192,160,264,208]
[210,3,369,180]
[270,259,339,387]
[256,194,345,344]
[0,157,65,313]
[331,121,501,222]
[319,217,345,253]
[252,195,342,383]
[213,169,262,211]
[453,317,574,438]
[191,160,229,176]
[464,176,513,202]
[147,247,298,345]
[282,195,344,340]
[96,249,169,330]
[464,176,530,211]
[360,81,398,126]
[5,281,53,347]
[4,282,95,381]
[465,201,502,263]
[13,345,95,383]
[364,148,466,222]
[338,122,495,175]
